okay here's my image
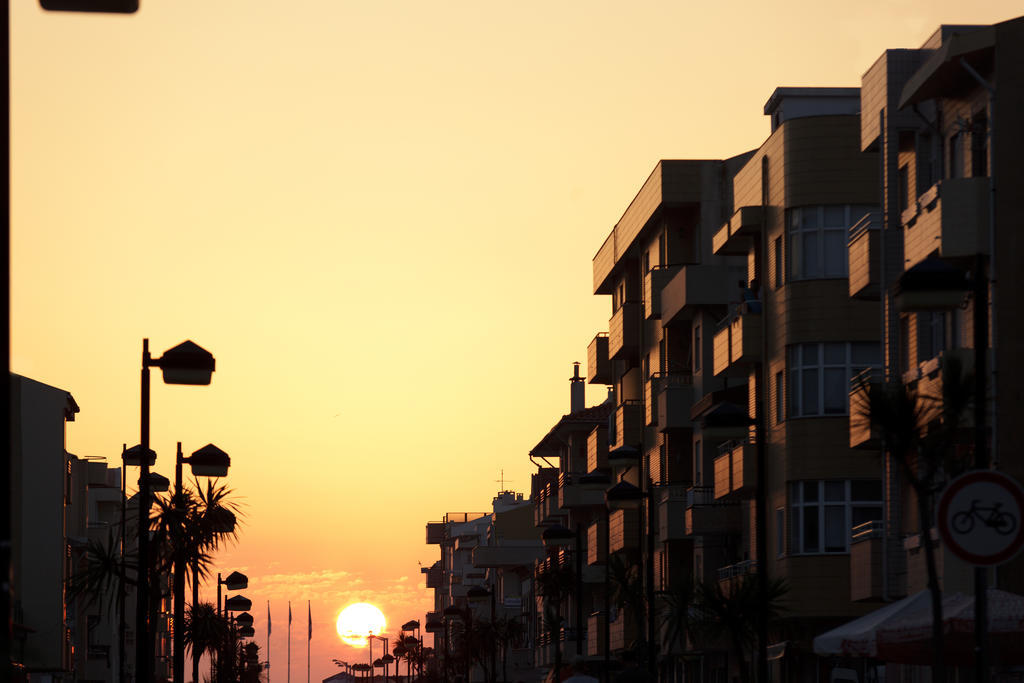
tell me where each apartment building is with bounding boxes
[527,366,614,673]
[67,458,128,683]
[424,491,540,681]
[586,155,765,681]
[709,87,883,682]
[849,17,1024,607]
[10,374,81,681]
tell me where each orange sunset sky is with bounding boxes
[10,1,1023,680]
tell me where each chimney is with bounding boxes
[570,362,585,413]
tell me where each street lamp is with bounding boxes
[172,442,230,683]
[118,444,156,683]
[135,338,215,683]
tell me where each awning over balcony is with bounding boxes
[898,26,994,108]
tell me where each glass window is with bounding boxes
[790,480,882,554]
[789,342,882,417]
[788,206,877,281]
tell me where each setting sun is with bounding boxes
[336,603,387,647]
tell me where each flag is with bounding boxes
[268,601,272,636]
[289,601,292,626]
[307,601,312,641]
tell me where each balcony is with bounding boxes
[587,427,609,473]
[588,517,608,566]
[849,368,883,449]
[684,486,741,537]
[587,612,607,657]
[609,616,639,652]
[903,178,990,270]
[559,472,606,509]
[608,508,640,553]
[609,401,643,451]
[423,562,443,589]
[608,302,641,360]
[716,560,756,594]
[535,483,564,526]
[850,520,885,601]
[661,264,743,326]
[644,266,679,320]
[655,372,694,431]
[712,304,762,377]
[712,439,756,500]
[848,211,882,299]
[426,522,446,544]
[473,544,545,569]
[712,206,763,256]
[588,333,613,385]
[656,485,688,542]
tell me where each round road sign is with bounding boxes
[937,470,1024,566]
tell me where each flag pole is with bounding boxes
[267,601,271,683]
[307,600,311,683]
[288,601,292,683]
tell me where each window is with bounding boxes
[788,206,876,280]
[789,342,880,417]
[694,439,703,485]
[949,132,963,179]
[773,237,783,288]
[897,165,909,214]
[789,480,882,554]
[776,508,785,557]
[775,371,784,424]
[693,324,701,372]
[917,312,947,362]
[971,112,988,178]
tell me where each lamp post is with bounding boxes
[135,339,215,683]
[172,442,230,683]
[401,620,421,681]
[224,594,253,681]
[120,444,155,683]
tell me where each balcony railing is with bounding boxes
[903,178,990,269]
[849,367,883,449]
[683,486,741,537]
[712,438,756,499]
[848,211,882,300]
[588,333,613,385]
[850,520,885,601]
[609,401,643,450]
[608,302,641,360]
[653,372,694,431]
[712,303,762,377]
[644,265,679,320]
[587,427,609,473]
[587,612,608,657]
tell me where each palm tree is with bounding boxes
[658,581,695,659]
[151,478,242,683]
[535,559,574,680]
[184,602,230,676]
[856,356,973,683]
[693,575,787,683]
[607,553,645,654]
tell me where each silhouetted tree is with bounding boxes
[856,356,974,683]
[693,575,787,683]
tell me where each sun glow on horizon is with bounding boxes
[336,603,387,647]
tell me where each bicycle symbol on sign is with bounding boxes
[951,499,1018,536]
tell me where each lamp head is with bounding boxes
[188,443,230,477]
[123,444,157,467]
[222,571,248,590]
[157,341,215,385]
[224,594,252,612]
